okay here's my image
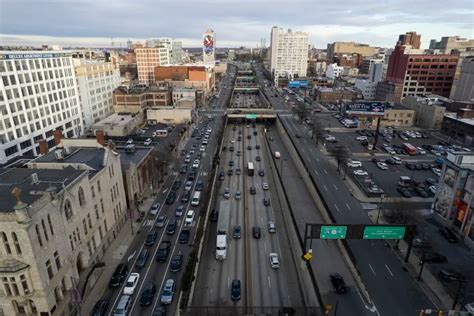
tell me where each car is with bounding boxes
[218,172,225,180]
[160,279,175,305]
[250,186,256,194]
[156,241,171,262]
[170,254,184,272]
[236,151,241,156]
[416,147,426,155]
[179,164,188,174]
[180,149,187,156]
[439,227,458,243]
[252,226,261,239]
[267,221,276,233]
[415,187,429,198]
[353,169,369,176]
[166,220,177,235]
[179,229,190,244]
[421,252,448,264]
[405,162,416,170]
[184,155,192,163]
[195,180,204,191]
[165,191,177,205]
[269,253,280,268]
[397,187,412,198]
[412,238,431,249]
[235,191,241,200]
[371,158,379,164]
[210,209,218,222]
[185,210,195,225]
[189,149,195,155]
[356,136,368,141]
[144,138,153,146]
[155,215,168,227]
[126,138,134,145]
[347,160,362,168]
[425,178,437,186]
[295,133,301,138]
[172,180,182,191]
[145,229,158,246]
[123,273,140,295]
[377,162,388,170]
[429,185,438,195]
[149,202,161,215]
[228,160,234,167]
[223,188,231,199]
[421,163,430,170]
[247,145,252,150]
[255,156,261,162]
[247,135,252,140]
[91,299,109,316]
[258,169,265,177]
[255,145,260,149]
[464,302,474,313]
[109,264,128,288]
[227,169,233,176]
[192,159,200,169]
[330,273,348,294]
[432,168,442,176]
[200,145,206,152]
[236,168,241,175]
[136,249,150,268]
[262,182,269,190]
[263,198,270,206]
[140,282,157,306]
[181,190,191,203]
[438,269,464,282]
[231,279,241,301]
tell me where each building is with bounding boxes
[386,43,458,100]
[355,79,378,100]
[73,59,121,132]
[326,63,344,79]
[429,36,474,54]
[91,113,142,137]
[202,29,216,64]
[154,65,215,98]
[147,107,193,125]
[360,58,384,74]
[401,95,447,129]
[135,47,170,84]
[172,88,197,104]
[314,87,359,103]
[0,51,83,164]
[334,53,363,68]
[441,110,474,145]
[450,56,474,102]
[398,32,421,49]
[327,42,378,61]
[112,84,172,114]
[342,67,359,77]
[432,151,474,244]
[375,81,404,103]
[369,62,387,83]
[269,26,309,78]
[146,38,183,65]
[356,104,414,128]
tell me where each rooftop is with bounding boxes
[93,113,139,127]
[444,112,474,126]
[115,146,153,169]
[0,167,85,212]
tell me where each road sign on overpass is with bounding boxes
[320,226,347,239]
[246,114,257,119]
[363,226,406,239]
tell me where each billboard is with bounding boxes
[288,80,308,88]
[203,33,214,56]
[346,102,385,116]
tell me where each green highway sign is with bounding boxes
[246,114,257,119]
[320,226,347,239]
[363,226,406,239]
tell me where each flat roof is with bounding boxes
[444,113,474,126]
[93,113,138,126]
[115,146,153,169]
[0,167,85,212]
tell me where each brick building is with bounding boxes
[112,84,172,114]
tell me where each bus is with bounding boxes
[153,129,168,137]
[247,162,254,176]
[402,143,417,156]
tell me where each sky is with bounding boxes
[0,0,472,49]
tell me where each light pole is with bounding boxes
[376,194,386,224]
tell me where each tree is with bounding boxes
[310,115,325,145]
[329,145,350,172]
[383,201,423,227]
[295,102,309,123]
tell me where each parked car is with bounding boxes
[439,227,458,243]
[377,162,388,170]
[330,273,348,294]
[397,187,412,198]
[412,238,431,249]
[438,269,464,282]
[347,160,362,168]
[354,169,369,176]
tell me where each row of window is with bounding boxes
[1,232,22,255]
[1,68,73,87]
[2,274,30,297]
[0,57,72,73]
[35,214,55,247]
[45,250,62,280]
[408,58,457,63]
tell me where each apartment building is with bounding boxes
[355,79,378,100]
[0,51,83,164]
[270,26,309,78]
[146,38,183,65]
[326,63,344,79]
[135,47,170,84]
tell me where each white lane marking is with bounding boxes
[323,168,328,174]
[333,184,338,190]
[264,241,267,253]
[385,264,394,277]
[314,169,319,175]
[268,276,271,288]
[345,203,351,210]
[323,185,328,191]
[368,264,376,276]
[334,204,340,212]
[356,287,381,315]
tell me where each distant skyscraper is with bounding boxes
[126,40,133,49]
[398,32,421,49]
[202,29,215,64]
[270,26,309,79]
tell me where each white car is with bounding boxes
[432,168,442,176]
[126,138,134,145]
[377,162,388,170]
[223,188,231,199]
[429,185,438,195]
[416,147,426,155]
[184,181,193,191]
[391,156,402,164]
[325,135,336,142]
[207,128,212,133]
[347,160,362,168]
[144,138,152,146]
[200,145,206,152]
[185,210,195,225]
[356,136,367,141]
[123,273,140,295]
[149,203,160,215]
[262,182,269,190]
[269,253,280,269]
[192,159,200,169]
[184,155,191,163]
[353,169,368,176]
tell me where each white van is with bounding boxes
[191,192,201,206]
[274,151,281,159]
[113,295,131,316]
[216,235,227,260]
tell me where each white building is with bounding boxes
[326,63,344,79]
[172,88,197,104]
[270,26,309,78]
[369,62,387,83]
[0,51,83,164]
[355,79,378,100]
[73,59,121,132]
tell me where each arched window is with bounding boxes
[78,187,85,207]
[11,232,21,255]
[35,225,43,247]
[47,214,55,236]
[64,199,73,220]
[41,219,49,241]
[1,232,12,255]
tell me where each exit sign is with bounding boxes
[246,114,257,119]
[320,226,347,239]
[363,226,406,239]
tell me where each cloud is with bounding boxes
[0,0,472,48]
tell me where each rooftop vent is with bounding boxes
[54,150,64,160]
[31,173,39,185]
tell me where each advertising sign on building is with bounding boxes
[288,80,309,88]
[203,33,214,56]
[346,102,386,116]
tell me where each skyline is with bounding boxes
[0,0,473,49]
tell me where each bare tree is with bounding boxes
[310,115,326,145]
[295,102,309,123]
[383,201,423,227]
[329,145,350,172]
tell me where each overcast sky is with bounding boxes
[0,0,472,49]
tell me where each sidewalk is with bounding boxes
[81,195,157,315]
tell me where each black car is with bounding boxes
[140,282,157,306]
[136,249,149,268]
[166,191,177,205]
[218,172,225,180]
[330,273,348,294]
[250,186,256,194]
[263,198,270,206]
[156,241,171,262]
[233,225,241,239]
[179,164,188,174]
[152,307,167,316]
[188,171,197,181]
[438,269,464,282]
[91,299,109,316]
[209,209,219,222]
[256,156,261,162]
[439,227,458,243]
[405,163,416,170]
[258,169,265,177]
[421,252,448,264]
[109,264,128,288]
[425,178,437,186]
[172,180,181,191]
[179,229,190,244]
[170,254,184,272]
[227,169,233,176]
[255,145,260,149]
[231,279,241,301]
[166,220,177,235]
[145,229,157,246]
[397,187,412,198]
[252,226,261,239]
[415,187,429,198]
[421,164,430,170]
[181,191,190,203]
[195,180,204,191]
[412,238,431,249]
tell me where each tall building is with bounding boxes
[135,47,170,84]
[0,51,83,164]
[326,42,378,61]
[450,56,474,102]
[146,38,183,64]
[73,59,121,131]
[270,26,309,78]
[429,36,474,54]
[398,32,421,49]
[369,62,387,83]
[202,29,216,64]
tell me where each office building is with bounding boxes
[203,29,216,64]
[113,84,172,114]
[355,79,378,100]
[270,26,309,78]
[369,63,387,83]
[401,95,447,129]
[154,65,215,98]
[73,59,121,132]
[327,42,378,61]
[441,109,474,145]
[360,58,384,74]
[135,47,170,84]
[398,32,421,49]
[450,56,474,102]
[429,36,474,54]
[0,51,83,164]
[326,63,344,80]
[375,81,404,103]
[146,38,183,65]
[314,87,359,102]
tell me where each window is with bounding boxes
[41,219,49,241]
[47,214,54,236]
[91,185,95,198]
[100,199,104,213]
[78,187,85,207]
[11,232,21,255]
[35,225,43,247]
[54,251,61,270]
[95,205,99,220]
[64,199,73,220]
[69,235,74,251]
[87,213,92,229]
[1,232,12,255]
[46,260,53,280]
[83,219,88,235]
[19,275,29,294]
[97,180,101,192]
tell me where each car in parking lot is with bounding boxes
[439,227,458,243]
[155,215,167,228]
[438,269,464,282]
[123,273,140,295]
[231,280,241,301]
[415,187,429,198]
[330,273,348,294]
[149,202,161,215]
[253,226,261,238]
[353,169,368,176]
[377,162,388,170]
[429,185,438,195]
[356,136,367,141]
[432,168,442,176]
[420,252,448,264]
[397,187,412,198]
[347,160,362,168]
[269,253,280,268]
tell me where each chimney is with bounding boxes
[53,130,63,145]
[96,130,105,146]
[38,139,48,155]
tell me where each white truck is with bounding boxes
[215,200,230,260]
